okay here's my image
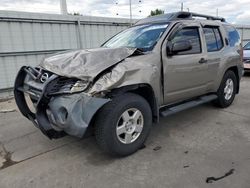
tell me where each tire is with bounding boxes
[214,70,237,108]
[94,93,152,156]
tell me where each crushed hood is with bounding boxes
[40,47,136,81]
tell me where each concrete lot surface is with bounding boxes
[0,76,250,188]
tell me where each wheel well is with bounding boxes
[226,66,240,94]
[109,84,159,123]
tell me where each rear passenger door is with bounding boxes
[202,25,224,90]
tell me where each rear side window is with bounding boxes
[214,29,223,49]
[203,27,223,52]
[224,25,241,47]
[171,27,201,55]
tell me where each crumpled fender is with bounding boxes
[48,93,110,137]
[88,53,162,104]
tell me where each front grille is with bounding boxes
[22,66,79,97]
[21,67,53,101]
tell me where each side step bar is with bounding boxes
[160,94,218,117]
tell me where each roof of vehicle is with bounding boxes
[135,11,226,25]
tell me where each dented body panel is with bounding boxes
[89,53,163,104]
[48,94,109,137]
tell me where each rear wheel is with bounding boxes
[214,70,237,108]
[94,93,152,156]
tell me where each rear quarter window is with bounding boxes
[223,25,241,47]
[203,27,223,52]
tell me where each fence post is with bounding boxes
[76,19,83,49]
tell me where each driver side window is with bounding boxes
[170,27,201,55]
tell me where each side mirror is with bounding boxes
[168,40,192,55]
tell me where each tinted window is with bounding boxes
[203,28,217,51]
[203,27,223,52]
[224,25,241,47]
[214,28,223,49]
[171,27,201,55]
[244,42,250,50]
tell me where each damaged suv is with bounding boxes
[14,12,243,156]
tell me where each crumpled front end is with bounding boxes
[14,47,161,139]
[14,66,109,139]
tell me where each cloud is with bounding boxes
[0,0,59,13]
[0,0,249,24]
[234,12,250,24]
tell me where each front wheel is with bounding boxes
[214,70,237,108]
[94,93,152,156]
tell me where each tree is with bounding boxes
[149,9,165,17]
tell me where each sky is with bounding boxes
[0,0,250,24]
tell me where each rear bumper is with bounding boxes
[14,66,109,139]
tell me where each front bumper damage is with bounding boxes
[14,66,110,139]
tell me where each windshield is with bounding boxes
[244,42,250,50]
[103,23,169,52]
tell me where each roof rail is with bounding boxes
[173,12,226,22]
[188,12,226,22]
[135,11,226,25]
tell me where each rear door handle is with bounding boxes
[199,58,207,64]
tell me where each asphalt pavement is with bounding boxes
[0,75,249,188]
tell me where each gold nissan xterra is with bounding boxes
[14,12,243,156]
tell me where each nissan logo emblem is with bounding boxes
[40,73,49,83]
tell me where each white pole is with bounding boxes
[216,8,219,17]
[60,0,68,15]
[181,2,184,11]
[129,0,132,26]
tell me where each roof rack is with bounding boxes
[185,12,226,22]
[135,11,226,25]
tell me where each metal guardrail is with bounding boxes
[0,17,131,26]
[0,49,69,57]
[243,39,250,42]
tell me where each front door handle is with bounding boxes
[199,58,207,64]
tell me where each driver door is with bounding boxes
[162,23,211,104]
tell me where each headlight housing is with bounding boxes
[50,79,89,95]
[70,80,89,93]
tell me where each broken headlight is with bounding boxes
[70,80,89,93]
[50,79,89,95]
